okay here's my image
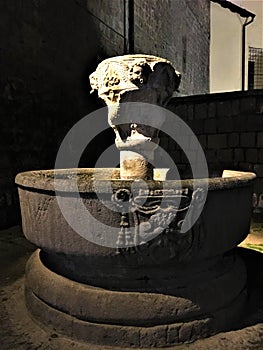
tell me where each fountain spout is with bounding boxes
[89,54,181,179]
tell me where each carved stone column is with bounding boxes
[90,54,181,179]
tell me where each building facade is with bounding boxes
[87,0,210,96]
[210,0,263,93]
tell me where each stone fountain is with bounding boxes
[15,54,256,348]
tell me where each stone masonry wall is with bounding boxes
[87,0,210,95]
[0,0,104,228]
[134,0,210,96]
[163,90,263,214]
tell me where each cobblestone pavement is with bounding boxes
[1,225,263,350]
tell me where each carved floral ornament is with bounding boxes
[89,55,181,105]
[111,187,205,251]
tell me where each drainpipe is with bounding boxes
[128,0,134,54]
[242,15,255,91]
[123,0,127,53]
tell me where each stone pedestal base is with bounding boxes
[25,250,247,348]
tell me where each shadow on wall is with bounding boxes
[0,0,116,228]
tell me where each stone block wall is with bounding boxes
[0,0,103,228]
[86,0,125,57]
[87,0,210,95]
[163,90,263,213]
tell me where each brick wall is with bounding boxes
[163,90,263,213]
[87,0,210,95]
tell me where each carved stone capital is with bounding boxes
[90,54,181,179]
[90,54,181,106]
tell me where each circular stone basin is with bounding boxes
[15,168,255,263]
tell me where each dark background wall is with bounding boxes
[0,0,107,227]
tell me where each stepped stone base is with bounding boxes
[25,249,247,347]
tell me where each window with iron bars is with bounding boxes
[248,46,263,90]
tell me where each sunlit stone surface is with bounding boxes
[90,54,181,179]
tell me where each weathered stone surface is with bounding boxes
[15,165,256,347]
[25,250,247,327]
[24,265,248,348]
[16,169,255,261]
[90,55,180,107]
[87,0,210,95]
[3,261,263,350]
[89,54,181,180]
